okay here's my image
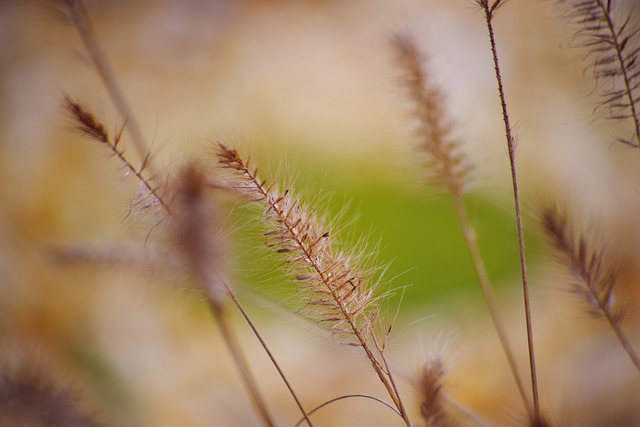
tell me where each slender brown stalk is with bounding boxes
[541,207,640,373]
[451,194,531,413]
[392,33,531,413]
[214,142,412,426]
[294,394,401,427]
[476,0,541,421]
[226,287,314,426]
[65,0,155,171]
[209,306,276,427]
[610,320,640,373]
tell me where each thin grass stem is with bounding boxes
[441,393,492,427]
[609,319,640,373]
[66,0,155,175]
[207,301,277,427]
[226,286,314,426]
[451,193,531,415]
[293,394,401,427]
[476,0,540,420]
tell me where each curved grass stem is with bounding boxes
[208,301,277,427]
[451,194,532,415]
[226,287,314,426]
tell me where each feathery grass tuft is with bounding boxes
[419,359,458,427]
[541,207,623,321]
[559,0,640,148]
[392,33,470,195]
[63,0,154,166]
[0,348,102,427]
[214,142,379,345]
[63,95,172,221]
[214,141,411,425]
[540,205,640,373]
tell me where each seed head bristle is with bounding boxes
[0,346,103,427]
[541,207,625,323]
[559,0,640,147]
[214,141,379,343]
[63,95,110,145]
[63,94,173,222]
[392,33,471,195]
[419,359,458,427]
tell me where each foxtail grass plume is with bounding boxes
[0,347,103,427]
[214,141,412,425]
[214,142,379,344]
[541,207,625,322]
[63,96,172,221]
[540,204,640,372]
[392,33,471,195]
[419,359,459,427]
[559,0,640,148]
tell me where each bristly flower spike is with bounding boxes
[393,32,532,415]
[63,95,173,221]
[559,0,640,148]
[214,141,412,426]
[540,205,640,373]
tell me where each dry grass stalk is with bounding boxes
[393,33,531,415]
[214,141,411,425]
[559,0,640,147]
[540,206,640,373]
[63,0,155,168]
[226,290,314,427]
[475,0,541,421]
[293,394,403,427]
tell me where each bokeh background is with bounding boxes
[2,0,640,426]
